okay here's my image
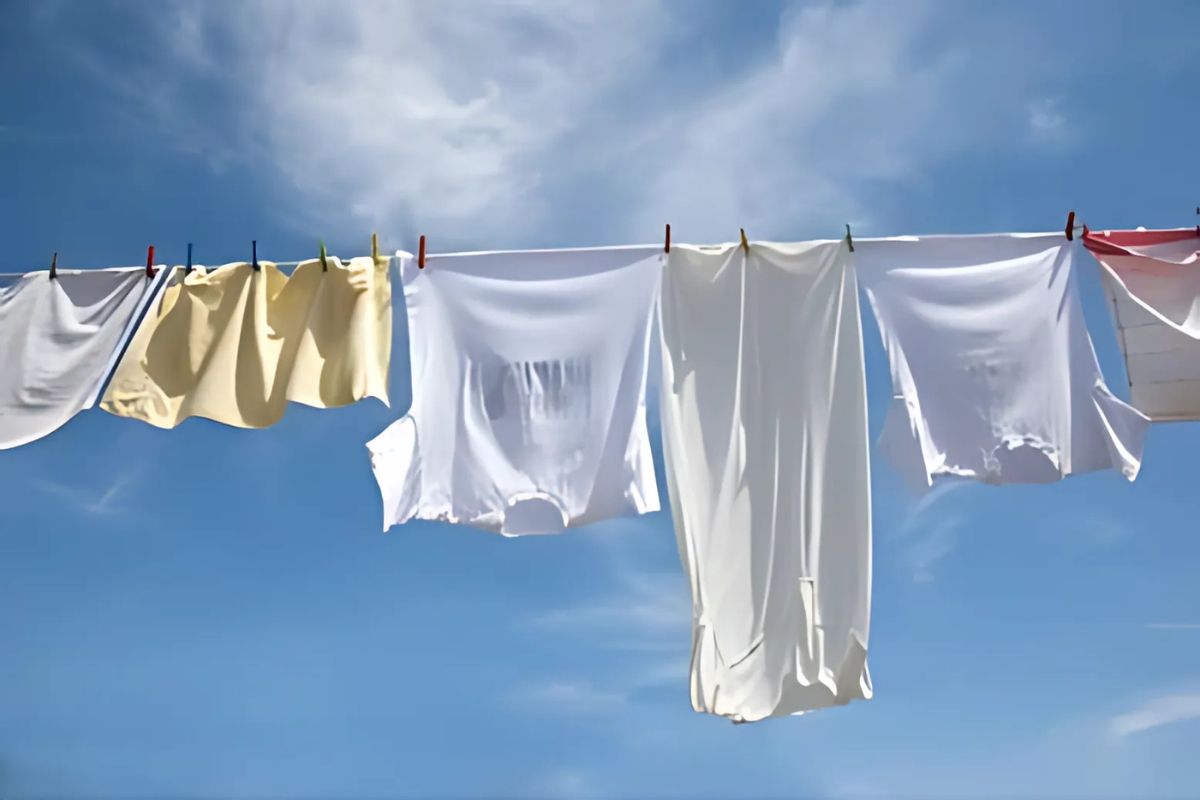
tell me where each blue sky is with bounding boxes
[2,1,1200,797]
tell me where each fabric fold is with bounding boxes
[101,256,391,429]
[0,267,162,449]
[1083,228,1200,420]
[367,247,662,536]
[660,240,872,722]
[855,234,1149,486]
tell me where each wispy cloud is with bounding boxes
[1026,97,1072,146]
[504,680,627,715]
[892,480,974,583]
[1109,693,1200,737]
[44,1,1085,246]
[31,472,137,517]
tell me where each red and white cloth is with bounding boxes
[1083,228,1200,421]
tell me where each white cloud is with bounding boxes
[1109,693,1200,737]
[48,0,1077,249]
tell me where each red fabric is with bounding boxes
[1083,227,1200,256]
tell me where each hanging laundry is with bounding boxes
[368,247,662,536]
[1083,228,1200,421]
[101,257,391,429]
[0,267,162,449]
[660,240,872,722]
[855,234,1148,487]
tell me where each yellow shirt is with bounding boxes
[101,256,391,429]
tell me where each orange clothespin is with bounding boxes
[664,224,671,253]
[739,228,749,254]
[48,251,58,280]
[418,235,427,269]
[145,245,156,278]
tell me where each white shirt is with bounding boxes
[855,234,1149,487]
[660,240,872,722]
[0,267,162,449]
[368,247,662,535]
[1084,228,1200,421]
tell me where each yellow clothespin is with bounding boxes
[739,228,749,254]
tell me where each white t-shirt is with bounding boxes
[660,240,872,722]
[368,247,662,535]
[1084,228,1200,421]
[0,267,162,449]
[855,234,1149,487]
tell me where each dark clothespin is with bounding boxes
[319,240,329,272]
[185,243,193,274]
[49,251,58,280]
[145,245,156,278]
[845,223,855,253]
[371,232,379,265]
[251,240,259,271]
[1065,211,1076,241]
[418,234,427,269]
[739,228,749,254]
[664,223,671,253]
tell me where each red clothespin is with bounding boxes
[418,234,426,269]
[145,245,156,278]
[664,223,671,253]
[1065,211,1076,241]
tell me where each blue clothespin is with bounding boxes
[252,240,259,272]
[186,242,193,274]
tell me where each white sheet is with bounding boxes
[660,240,872,722]
[855,234,1149,486]
[1084,229,1200,421]
[0,267,161,449]
[367,247,662,535]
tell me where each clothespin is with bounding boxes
[371,232,379,266]
[845,223,855,253]
[418,234,427,269]
[664,223,671,253]
[251,240,259,271]
[1065,211,1077,241]
[319,240,329,272]
[145,245,156,278]
[49,251,58,280]
[739,228,749,254]
[185,243,193,274]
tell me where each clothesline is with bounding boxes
[3,225,1200,724]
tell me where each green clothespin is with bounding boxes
[320,240,328,272]
[845,224,855,252]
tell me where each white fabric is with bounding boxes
[855,234,1149,486]
[368,247,662,535]
[660,240,872,722]
[0,267,161,449]
[1090,233,1200,420]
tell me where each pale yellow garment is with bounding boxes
[101,256,391,429]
